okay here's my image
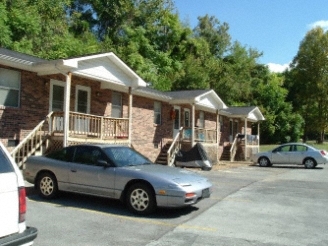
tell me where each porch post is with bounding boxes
[63,72,72,147]
[191,104,195,147]
[244,118,247,161]
[216,109,220,162]
[128,87,132,146]
[257,122,260,146]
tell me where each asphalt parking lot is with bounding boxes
[26,163,328,246]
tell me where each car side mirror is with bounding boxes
[97,159,111,167]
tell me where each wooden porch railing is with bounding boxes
[229,134,259,161]
[51,111,129,140]
[182,127,217,143]
[10,111,130,168]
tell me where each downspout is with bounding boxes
[191,104,195,147]
[63,72,72,147]
[258,122,260,147]
[244,117,247,161]
[216,109,220,163]
[128,87,132,146]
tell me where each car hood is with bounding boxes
[122,164,208,185]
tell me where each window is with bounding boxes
[154,101,161,124]
[0,68,21,107]
[111,92,122,118]
[198,111,205,128]
[51,84,65,111]
[219,116,223,132]
[184,109,190,127]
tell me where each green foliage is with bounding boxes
[251,73,303,143]
[1,0,308,144]
[287,27,328,143]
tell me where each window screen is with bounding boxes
[154,101,161,124]
[0,68,21,107]
[111,92,122,118]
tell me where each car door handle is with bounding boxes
[71,169,77,173]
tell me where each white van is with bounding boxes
[0,141,37,245]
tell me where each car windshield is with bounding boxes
[102,147,152,167]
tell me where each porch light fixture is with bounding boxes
[96,92,101,96]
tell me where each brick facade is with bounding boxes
[0,64,253,162]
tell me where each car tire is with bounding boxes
[37,172,58,199]
[126,183,156,215]
[258,157,271,167]
[304,158,316,169]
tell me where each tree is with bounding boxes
[193,14,231,58]
[288,27,328,143]
[252,71,303,143]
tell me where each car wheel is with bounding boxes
[304,158,316,169]
[37,172,58,199]
[126,183,156,215]
[258,157,271,167]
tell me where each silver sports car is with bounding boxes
[24,144,212,215]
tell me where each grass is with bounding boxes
[260,141,328,152]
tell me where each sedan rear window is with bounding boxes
[0,148,14,173]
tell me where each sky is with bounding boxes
[174,0,328,72]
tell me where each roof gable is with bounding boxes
[222,106,265,121]
[0,49,147,90]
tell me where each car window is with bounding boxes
[280,145,291,152]
[0,147,14,173]
[274,145,291,152]
[294,145,307,152]
[47,146,75,162]
[103,147,151,167]
[74,146,107,165]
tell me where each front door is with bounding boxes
[173,106,181,138]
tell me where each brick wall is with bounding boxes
[131,95,173,162]
[0,65,49,148]
[0,64,221,163]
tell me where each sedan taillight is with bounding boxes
[19,187,27,223]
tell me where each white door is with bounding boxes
[173,106,181,138]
